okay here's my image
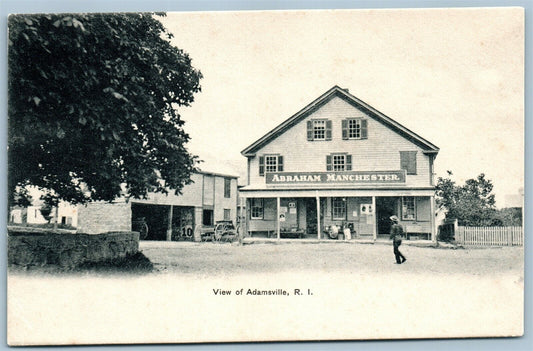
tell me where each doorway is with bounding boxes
[305,198,317,236]
[376,197,398,236]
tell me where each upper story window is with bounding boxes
[400,151,417,175]
[265,155,278,173]
[224,209,231,220]
[326,153,352,171]
[342,118,368,140]
[224,178,231,198]
[307,119,332,141]
[259,155,284,176]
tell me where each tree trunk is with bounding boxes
[53,206,58,231]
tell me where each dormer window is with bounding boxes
[307,119,332,141]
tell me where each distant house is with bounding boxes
[9,203,78,227]
[240,86,440,240]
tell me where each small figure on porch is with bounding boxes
[389,215,406,264]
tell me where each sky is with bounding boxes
[160,8,524,206]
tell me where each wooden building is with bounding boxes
[77,171,238,241]
[240,86,439,241]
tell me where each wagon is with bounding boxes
[212,220,239,243]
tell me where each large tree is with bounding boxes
[8,13,202,207]
[435,171,497,226]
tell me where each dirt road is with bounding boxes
[139,241,523,277]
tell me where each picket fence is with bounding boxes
[455,226,523,246]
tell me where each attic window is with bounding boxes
[313,120,325,139]
[307,119,332,141]
[342,118,368,140]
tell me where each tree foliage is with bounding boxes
[435,171,498,226]
[8,13,202,207]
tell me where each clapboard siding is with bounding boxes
[249,96,432,187]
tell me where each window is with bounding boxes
[349,119,361,138]
[402,196,416,221]
[400,151,417,175]
[332,155,345,171]
[259,155,284,176]
[326,154,352,171]
[332,197,347,220]
[203,210,214,225]
[251,198,264,219]
[307,119,332,141]
[224,209,231,221]
[342,118,368,140]
[265,156,278,173]
[313,120,326,140]
[224,178,231,198]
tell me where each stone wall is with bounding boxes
[77,200,131,234]
[8,227,139,268]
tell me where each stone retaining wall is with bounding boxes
[8,227,139,268]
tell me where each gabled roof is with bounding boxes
[241,85,440,156]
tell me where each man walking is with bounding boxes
[389,215,406,264]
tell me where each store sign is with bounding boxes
[266,171,406,184]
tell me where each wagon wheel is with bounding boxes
[328,227,338,239]
[213,224,224,243]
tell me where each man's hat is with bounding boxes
[390,215,399,222]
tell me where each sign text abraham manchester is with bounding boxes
[266,171,406,184]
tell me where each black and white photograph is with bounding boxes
[5,5,525,346]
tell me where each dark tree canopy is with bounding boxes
[8,13,202,206]
[435,171,498,226]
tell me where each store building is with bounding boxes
[240,86,439,241]
[77,171,238,241]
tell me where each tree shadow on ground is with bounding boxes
[8,252,155,276]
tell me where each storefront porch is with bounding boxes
[241,189,437,242]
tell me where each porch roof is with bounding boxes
[239,186,435,198]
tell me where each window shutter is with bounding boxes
[326,155,332,171]
[409,151,417,175]
[342,120,348,140]
[277,156,284,172]
[400,151,417,175]
[307,121,313,141]
[346,155,352,171]
[325,120,332,140]
[400,152,409,174]
[259,156,265,176]
[361,119,368,139]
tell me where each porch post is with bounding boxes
[316,195,321,239]
[276,197,281,240]
[241,196,246,237]
[430,195,436,243]
[372,196,377,241]
[245,198,250,237]
[166,205,173,241]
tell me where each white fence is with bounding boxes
[455,226,523,246]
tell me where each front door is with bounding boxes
[376,197,398,236]
[305,198,317,235]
